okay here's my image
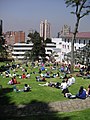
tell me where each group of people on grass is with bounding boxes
[1,62,90,97]
[62,85,90,99]
[13,83,31,92]
[76,65,90,79]
[8,76,20,85]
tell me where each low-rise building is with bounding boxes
[12,32,90,63]
[12,42,56,60]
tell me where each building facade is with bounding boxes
[62,25,71,35]
[52,32,90,63]
[12,42,56,60]
[40,20,51,40]
[5,31,25,45]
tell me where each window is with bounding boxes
[79,39,81,44]
[68,45,69,49]
[65,45,66,48]
[68,39,69,43]
[84,40,85,44]
[74,39,76,43]
[89,40,90,44]
[47,50,52,53]
[75,46,76,50]
[65,39,66,42]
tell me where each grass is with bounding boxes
[0,61,90,119]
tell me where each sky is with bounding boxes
[0,0,90,37]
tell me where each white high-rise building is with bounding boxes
[40,20,51,40]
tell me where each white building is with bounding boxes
[51,32,90,63]
[12,32,90,62]
[61,32,90,54]
[12,42,56,60]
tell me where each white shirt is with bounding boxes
[60,82,67,90]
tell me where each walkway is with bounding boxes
[0,97,90,117]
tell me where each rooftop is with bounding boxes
[61,32,90,39]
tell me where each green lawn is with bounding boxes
[0,61,90,119]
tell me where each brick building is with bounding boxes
[5,31,25,45]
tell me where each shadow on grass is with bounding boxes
[0,88,71,120]
[0,87,14,105]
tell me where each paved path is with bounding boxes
[0,97,90,117]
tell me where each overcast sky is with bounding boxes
[0,0,90,37]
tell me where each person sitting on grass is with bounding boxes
[39,82,50,86]
[39,81,55,87]
[13,85,19,92]
[76,86,86,99]
[24,84,31,92]
[41,76,46,82]
[26,73,30,78]
[36,76,46,82]
[63,87,76,99]
[60,80,68,92]
[22,73,26,79]
[8,77,20,85]
[13,76,20,84]
[67,75,75,87]
[83,71,90,79]
[55,82,61,89]
[8,77,14,85]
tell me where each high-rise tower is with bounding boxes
[0,19,3,36]
[40,20,50,40]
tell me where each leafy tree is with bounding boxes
[65,0,90,72]
[76,43,90,65]
[45,38,52,43]
[49,51,56,63]
[0,35,7,60]
[24,51,32,61]
[27,31,46,62]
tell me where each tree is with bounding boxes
[45,38,52,43]
[24,51,32,62]
[0,35,8,61]
[65,0,90,72]
[49,51,56,63]
[27,31,46,62]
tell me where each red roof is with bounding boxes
[62,32,90,39]
[76,32,90,38]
